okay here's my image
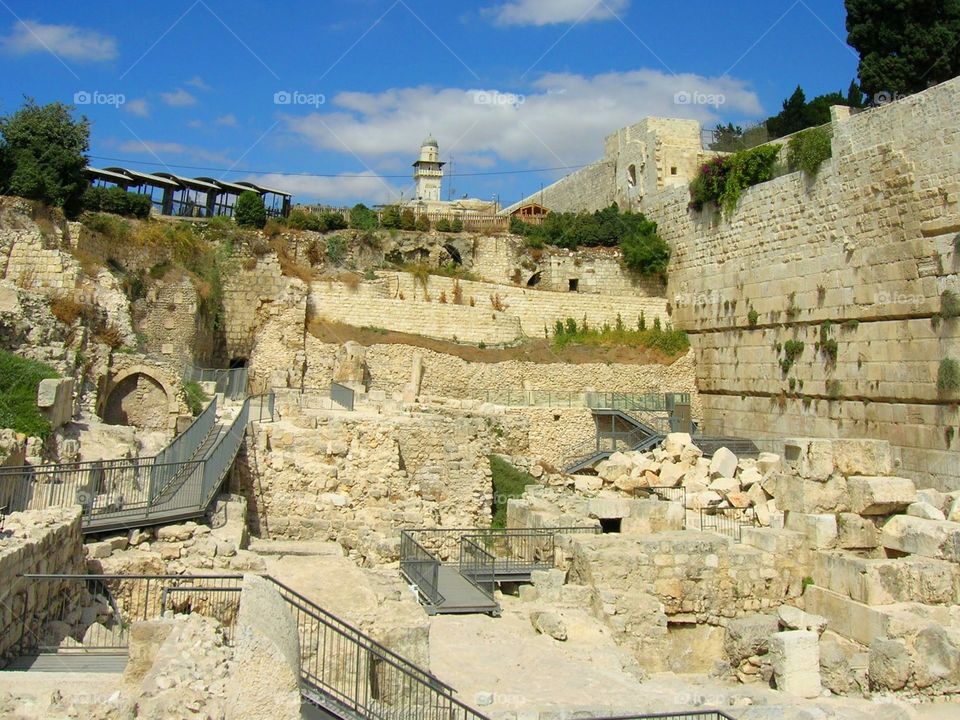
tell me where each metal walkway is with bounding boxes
[400,527,600,615]
[0,392,274,533]
[5,573,735,720]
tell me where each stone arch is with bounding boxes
[101,366,180,430]
[526,271,542,287]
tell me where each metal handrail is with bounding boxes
[480,390,690,410]
[330,381,355,411]
[399,530,445,606]
[562,423,663,470]
[699,506,758,542]
[459,537,496,600]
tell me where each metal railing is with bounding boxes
[480,390,690,410]
[399,531,445,607]
[699,506,758,542]
[562,423,663,471]
[458,537,496,601]
[330,381,356,411]
[266,578,487,720]
[184,365,249,401]
[0,393,275,531]
[9,573,734,720]
[9,574,243,660]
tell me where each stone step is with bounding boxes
[813,551,960,606]
[804,585,950,647]
[881,514,960,561]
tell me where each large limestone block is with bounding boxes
[804,586,892,647]
[775,474,848,514]
[621,500,684,534]
[869,637,912,691]
[663,432,692,459]
[226,575,301,720]
[124,620,175,686]
[769,630,822,698]
[836,513,880,549]
[783,439,835,481]
[657,461,686,487]
[588,497,631,519]
[847,476,916,515]
[881,515,960,561]
[784,512,837,549]
[756,452,781,476]
[907,501,946,521]
[709,447,738,479]
[831,439,892,477]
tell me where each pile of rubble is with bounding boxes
[592,433,782,525]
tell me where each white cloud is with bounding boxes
[485,0,629,26]
[123,98,149,117]
[185,76,210,91]
[215,114,238,127]
[0,20,117,61]
[114,139,229,165]
[160,88,197,107]
[242,172,405,205]
[282,70,763,168]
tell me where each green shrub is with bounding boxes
[83,186,152,218]
[82,212,131,242]
[747,308,759,327]
[780,340,805,375]
[326,235,347,266]
[415,215,431,232]
[0,350,59,438]
[819,322,838,364]
[400,208,416,231]
[938,358,960,393]
[489,455,537,528]
[941,290,960,319]
[182,380,209,416]
[235,191,267,229]
[380,205,401,229]
[348,203,378,230]
[287,209,322,232]
[551,317,690,356]
[619,219,670,279]
[435,218,451,232]
[689,144,781,216]
[787,127,833,175]
[451,218,463,233]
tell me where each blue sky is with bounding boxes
[0,0,859,207]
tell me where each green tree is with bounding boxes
[234,191,267,228]
[846,0,960,99]
[380,205,401,229]
[400,208,416,230]
[846,80,865,108]
[414,214,431,232]
[349,203,378,230]
[0,98,90,217]
[766,86,808,138]
[710,122,746,152]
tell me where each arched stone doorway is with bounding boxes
[102,368,178,430]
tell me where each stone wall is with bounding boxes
[378,272,667,337]
[133,274,211,363]
[309,287,522,345]
[233,413,493,562]
[303,338,701,414]
[647,78,960,490]
[0,506,85,662]
[535,249,665,297]
[505,160,616,215]
[222,256,289,361]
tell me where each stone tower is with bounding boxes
[412,135,445,202]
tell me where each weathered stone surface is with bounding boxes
[906,501,946,521]
[768,630,821,698]
[831,439,892,477]
[756,452,781,476]
[529,610,567,641]
[847,476,917,516]
[869,638,911,691]
[784,512,837,549]
[777,605,827,635]
[724,614,779,664]
[226,575,301,720]
[663,432,692,458]
[836,513,880,549]
[881,515,960,562]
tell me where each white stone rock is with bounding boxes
[708,477,740,495]
[906,501,946,521]
[756,452,782,476]
[769,630,822,698]
[663,432,692,458]
[777,605,828,635]
[657,461,686,487]
[709,447,738,479]
[847,476,917,516]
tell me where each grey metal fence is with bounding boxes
[9,574,243,661]
[156,395,218,467]
[480,390,691,410]
[399,531,445,607]
[330,382,355,411]
[635,486,687,506]
[699,506,758,541]
[458,537,496,601]
[184,365,249,400]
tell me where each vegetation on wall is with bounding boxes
[787,127,833,175]
[689,145,782,215]
[0,350,59,438]
[348,203,378,230]
[286,208,348,232]
[182,380,209,416]
[551,315,689,356]
[779,340,805,375]
[939,358,960,393]
[489,455,537,529]
[941,289,960,319]
[510,204,670,278]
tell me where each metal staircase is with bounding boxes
[0,392,275,534]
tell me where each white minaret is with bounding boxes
[413,135,445,202]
